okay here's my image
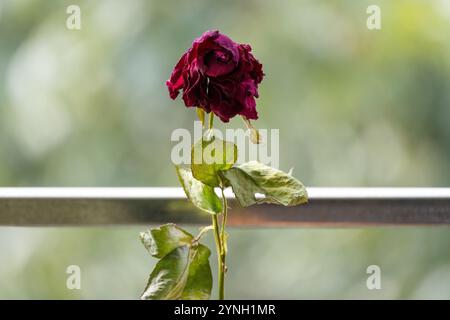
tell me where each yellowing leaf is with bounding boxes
[191,137,237,187]
[140,224,193,259]
[141,244,212,300]
[221,161,308,207]
[176,166,222,214]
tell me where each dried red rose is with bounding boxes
[166,30,264,122]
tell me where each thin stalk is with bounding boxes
[220,186,228,244]
[211,214,225,300]
[208,112,226,299]
[209,113,214,129]
[219,185,228,300]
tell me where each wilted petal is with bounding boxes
[166,52,189,99]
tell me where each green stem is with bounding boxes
[220,186,228,245]
[209,113,214,129]
[208,113,227,300]
[219,185,228,300]
[212,214,225,300]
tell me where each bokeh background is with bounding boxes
[1,0,450,299]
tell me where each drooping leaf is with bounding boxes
[141,244,212,300]
[249,127,262,144]
[140,224,193,259]
[176,166,222,214]
[191,136,237,187]
[220,165,260,207]
[180,244,213,300]
[242,116,262,144]
[221,161,308,207]
[141,245,190,300]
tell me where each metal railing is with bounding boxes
[1,187,450,227]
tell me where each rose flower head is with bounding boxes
[166,30,264,123]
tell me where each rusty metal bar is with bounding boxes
[0,188,449,227]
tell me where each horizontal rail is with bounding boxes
[0,188,450,227]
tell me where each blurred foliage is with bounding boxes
[0,0,450,298]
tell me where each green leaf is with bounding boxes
[141,245,189,300]
[180,245,213,299]
[140,224,193,259]
[191,136,237,187]
[176,166,222,214]
[221,161,308,207]
[141,244,212,300]
[140,224,213,300]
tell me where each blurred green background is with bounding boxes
[1,0,450,299]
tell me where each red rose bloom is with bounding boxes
[166,30,264,122]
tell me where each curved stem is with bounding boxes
[194,225,213,242]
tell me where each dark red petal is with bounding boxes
[166,52,188,99]
[194,30,240,77]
